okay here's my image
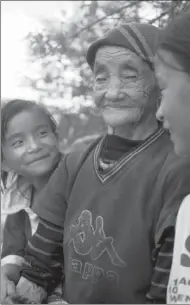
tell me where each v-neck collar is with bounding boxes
[93,127,165,183]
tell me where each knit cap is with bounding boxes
[86,22,160,69]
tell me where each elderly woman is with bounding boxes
[9,22,190,304]
[155,11,190,304]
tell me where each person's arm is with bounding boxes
[14,157,70,304]
[1,212,27,283]
[21,156,70,289]
[10,219,63,304]
[21,219,64,291]
[147,159,190,303]
[14,150,93,303]
[1,212,28,303]
[146,227,174,304]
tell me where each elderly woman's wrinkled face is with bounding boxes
[155,49,190,157]
[93,46,156,128]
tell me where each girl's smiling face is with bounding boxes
[2,108,60,178]
[155,49,190,157]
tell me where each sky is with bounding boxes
[1,1,77,106]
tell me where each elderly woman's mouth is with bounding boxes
[103,103,137,109]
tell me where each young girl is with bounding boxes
[155,11,190,304]
[1,99,63,303]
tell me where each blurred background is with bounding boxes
[2,0,190,153]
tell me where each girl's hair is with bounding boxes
[1,99,57,189]
[157,11,190,74]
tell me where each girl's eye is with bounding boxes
[11,140,24,148]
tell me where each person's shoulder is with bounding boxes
[153,132,190,187]
[160,147,190,178]
[179,194,190,215]
[66,136,102,170]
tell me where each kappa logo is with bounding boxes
[181,235,190,267]
[68,210,126,267]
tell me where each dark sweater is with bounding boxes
[21,128,190,303]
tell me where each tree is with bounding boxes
[23,1,190,148]
[25,1,141,105]
[24,0,189,105]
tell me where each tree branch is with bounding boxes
[67,1,139,40]
[149,9,170,24]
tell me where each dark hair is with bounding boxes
[156,47,190,74]
[157,11,190,74]
[1,99,57,189]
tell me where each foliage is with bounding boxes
[23,0,190,147]
[25,1,189,104]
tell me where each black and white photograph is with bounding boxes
[1,1,190,304]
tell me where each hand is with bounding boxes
[2,295,20,304]
[15,276,47,304]
[1,274,16,303]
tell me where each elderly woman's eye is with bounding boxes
[122,72,137,80]
[124,75,137,79]
[96,76,107,82]
[39,131,48,137]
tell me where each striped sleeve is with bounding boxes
[21,218,64,293]
[1,211,28,267]
[146,227,174,304]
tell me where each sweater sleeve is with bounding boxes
[1,211,28,267]
[15,147,95,303]
[21,219,64,294]
[155,159,190,245]
[147,158,190,304]
[32,157,69,227]
[32,151,84,227]
[146,227,174,304]
[17,151,87,301]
